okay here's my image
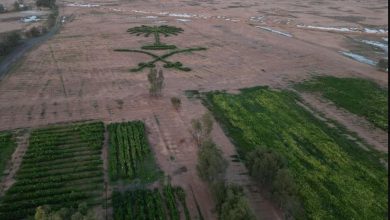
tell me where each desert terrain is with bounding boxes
[0,0,388,219]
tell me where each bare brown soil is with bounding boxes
[0,0,387,219]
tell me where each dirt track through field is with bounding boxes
[0,0,387,218]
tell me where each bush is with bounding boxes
[191,113,213,146]
[246,147,286,187]
[25,26,41,38]
[171,97,181,110]
[0,32,22,57]
[0,4,5,13]
[36,0,56,8]
[377,58,388,71]
[215,183,255,220]
[246,148,304,219]
[197,140,227,183]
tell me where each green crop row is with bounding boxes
[0,132,17,176]
[108,121,161,182]
[112,184,191,220]
[0,122,105,220]
[294,76,388,131]
[203,87,388,219]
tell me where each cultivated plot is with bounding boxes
[203,87,388,219]
[0,122,105,219]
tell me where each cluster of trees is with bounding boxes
[147,68,164,97]
[194,113,255,220]
[34,203,97,220]
[0,32,21,57]
[246,148,304,219]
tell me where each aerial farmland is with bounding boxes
[0,0,387,219]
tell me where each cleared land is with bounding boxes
[203,87,388,219]
[0,122,105,220]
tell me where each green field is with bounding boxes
[0,132,17,177]
[0,122,105,220]
[203,87,388,219]
[295,76,388,131]
[108,121,161,183]
[112,184,190,220]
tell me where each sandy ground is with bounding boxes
[0,0,388,219]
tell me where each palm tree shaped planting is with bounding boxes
[128,25,184,50]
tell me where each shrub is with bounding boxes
[197,140,227,183]
[246,147,286,187]
[0,4,5,13]
[25,26,41,38]
[171,97,181,110]
[191,113,213,146]
[377,58,388,71]
[0,32,22,57]
[147,68,164,97]
[215,183,255,220]
[36,0,56,8]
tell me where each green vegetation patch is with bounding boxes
[295,76,388,131]
[108,121,162,183]
[112,184,190,220]
[0,132,17,177]
[0,122,105,220]
[203,87,388,219]
[115,25,207,72]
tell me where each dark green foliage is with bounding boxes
[0,32,22,58]
[0,122,105,220]
[25,26,41,38]
[213,183,255,220]
[203,87,388,219]
[112,184,190,220]
[246,148,286,187]
[128,25,183,50]
[0,132,17,176]
[197,140,228,183]
[246,148,303,218]
[115,25,206,72]
[36,0,56,8]
[295,76,388,131]
[114,47,206,72]
[107,121,161,183]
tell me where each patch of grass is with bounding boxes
[0,132,17,176]
[203,87,388,219]
[295,76,388,131]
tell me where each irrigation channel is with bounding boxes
[0,15,63,80]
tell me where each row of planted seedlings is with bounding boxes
[108,121,152,181]
[112,183,190,220]
[0,122,105,220]
[108,121,191,220]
